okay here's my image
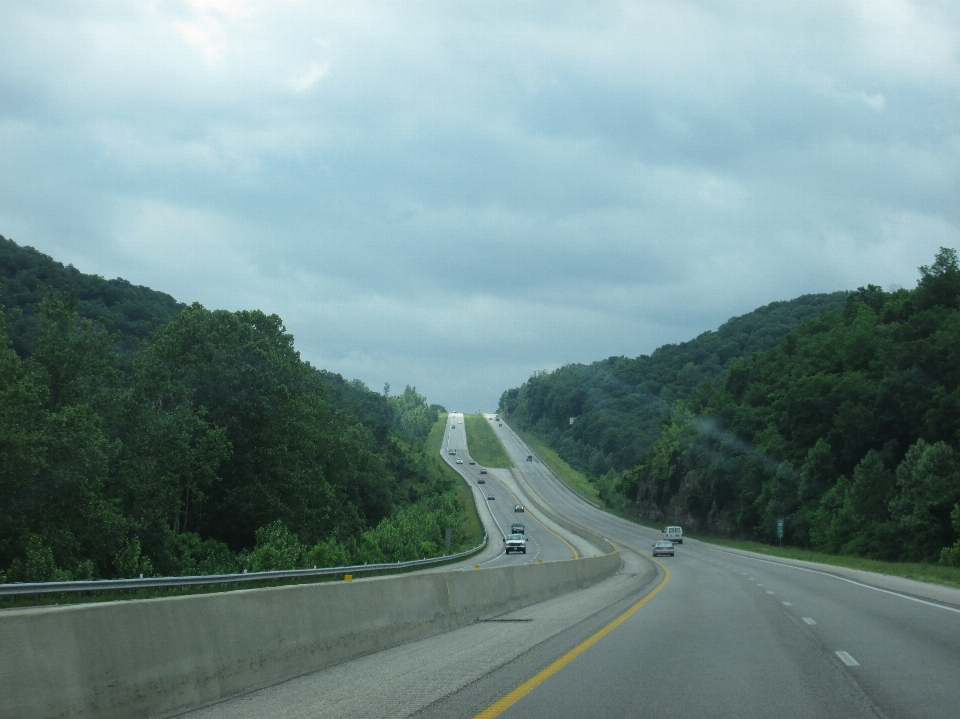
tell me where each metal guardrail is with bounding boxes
[0,534,488,600]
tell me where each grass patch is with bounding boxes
[428,414,483,546]
[507,422,603,505]
[694,534,960,590]
[463,414,512,468]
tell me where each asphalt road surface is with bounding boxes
[181,415,960,719]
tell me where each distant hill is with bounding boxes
[0,235,185,358]
[499,292,849,476]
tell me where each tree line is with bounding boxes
[1,238,464,581]
[502,249,960,565]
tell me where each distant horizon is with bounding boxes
[3,232,866,413]
[2,2,956,411]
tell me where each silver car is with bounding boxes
[652,540,675,557]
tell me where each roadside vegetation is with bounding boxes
[0,236,470,582]
[427,414,483,546]
[508,423,602,506]
[463,414,512,468]
[501,248,960,573]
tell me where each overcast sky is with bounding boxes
[2,1,958,411]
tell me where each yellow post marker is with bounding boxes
[474,564,480,569]
[344,575,353,581]
[538,559,542,563]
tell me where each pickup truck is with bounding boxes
[504,534,527,554]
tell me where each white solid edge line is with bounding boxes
[836,650,860,666]
[708,547,960,615]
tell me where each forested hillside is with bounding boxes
[503,249,960,566]
[0,235,184,360]
[0,237,464,582]
[500,292,847,479]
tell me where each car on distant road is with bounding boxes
[469,460,475,465]
[478,477,485,484]
[514,504,525,512]
[504,534,526,554]
[456,459,463,464]
[526,455,533,461]
[511,522,525,534]
[663,526,683,544]
[479,468,487,474]
[448,449,456,455]
[652,540,675,557]
[487,494,495,500]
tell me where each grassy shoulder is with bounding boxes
[463,414,512,468]
[693,534,960,590]
[427,414,484,546]
[506,421,603,505]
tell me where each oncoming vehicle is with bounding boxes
[514,504,525,512]
[504,534,527,554]
[663,526,683,544]
[652,540,675,557]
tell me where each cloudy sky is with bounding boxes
[2,1,958,411]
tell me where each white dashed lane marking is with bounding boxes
[782,601,792,606]
[836,651,860,667]
[803,617,817,625]
[766,591,774,595]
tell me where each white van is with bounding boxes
[663,526,683,544]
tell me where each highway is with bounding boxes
[181,415,960,719]
[440,413,594,567]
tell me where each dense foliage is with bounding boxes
[0,239,466,581]
[504,249,960,566]
[0,235,184,361]
[500,292,847,478]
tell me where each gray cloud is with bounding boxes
[1,0,959,411]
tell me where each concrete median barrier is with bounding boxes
[1,553,620,719]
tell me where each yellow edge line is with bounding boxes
[472,557,671,719]
[495,421,605,554]
[500,476,579,560]
[473,416,579,560]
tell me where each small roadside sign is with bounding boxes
[776,518,784,546]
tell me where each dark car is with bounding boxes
[514,504,525,512]
[487,494,495,500]
[511,522,525,534]
[652,540,675,557]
